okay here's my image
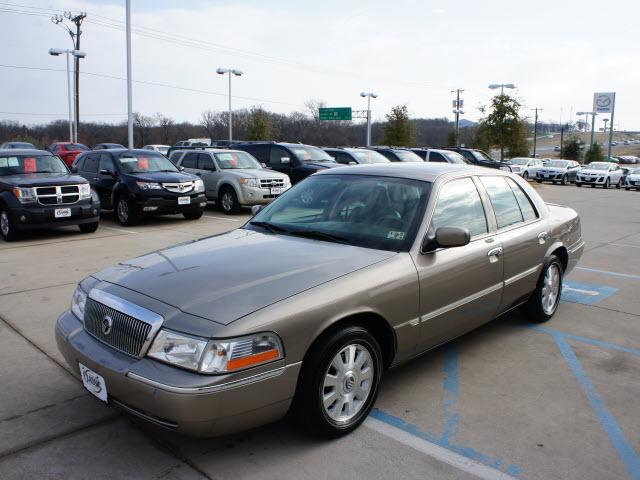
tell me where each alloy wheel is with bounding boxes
[541,263,561,315]
[322,344,374,423]
[0,211,9,237]
[221,192,233,212]
[117,199,129,223]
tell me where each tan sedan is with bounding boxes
[56,163,584,437]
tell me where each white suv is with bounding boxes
[576,162,624,189]
[506,157,543,180]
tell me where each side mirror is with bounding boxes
[348,161,357,165]
[179,166,185,171]
[261,163,267,168]
[281,157,290,164]
[421,226,470,253]
[70,166,78,173]
[251,205,264,216]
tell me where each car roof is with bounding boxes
[0,148,52,155]
[87,148,163,155]
[315,162,500,182]
[173,148,245,154]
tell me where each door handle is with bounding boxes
[487,247,503,258]
[538,232,549,244]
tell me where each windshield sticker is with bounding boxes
[0,157,19,167]
[387,231,405,240]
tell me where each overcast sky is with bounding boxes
[1,0,639,130]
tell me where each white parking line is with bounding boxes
[99,225,139,234]
[364,417,519,480]
[203,215,243,222]
[563,286,599,296]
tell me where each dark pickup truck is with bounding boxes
[0,149,100,241]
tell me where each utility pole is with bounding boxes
[451,89,464,147]
[606,93,616,160]
[51,11,86,143]
[531,107,542,158]
[126,0,134,149]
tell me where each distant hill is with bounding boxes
[459,119,477,128]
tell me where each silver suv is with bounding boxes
[173,148,291,214]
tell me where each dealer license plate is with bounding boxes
[178,196,191,205]
[55,208,71,218]
[271,187,283,195]
[79,363,108,402]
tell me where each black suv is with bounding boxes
[232,142,341,183]
[73,149,207,226]
[368,146,423,162]
[442,147,511,171]
[0,149,100,241]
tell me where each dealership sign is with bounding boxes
[593,92,615,113]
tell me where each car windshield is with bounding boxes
[632,168,640,174]
[348,149,390,164]
[118,152,178,173]
[247,174,431,251]
[4,142,35,148]
[0,154,69,175]
[443,151,468,164]
[158,146,169,155]
[507,158,530,165]
[289,145,335,163]
[586,163,609,171]
[66,143,88,151]
[215,151,262,169]
[472,150,494,162]
[547,160,570,168]
[394,150,423,162]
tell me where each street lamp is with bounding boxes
[360,92,378,147]
[576,111,597,148]
[49,48,86,143]
[488,83,516,160]
[216,67,243,142]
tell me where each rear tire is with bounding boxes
[520,255,563,323]
[292,325,383,438]
[78,221,99,233]
[0,207,19,241]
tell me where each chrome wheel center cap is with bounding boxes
[343,373,356,393]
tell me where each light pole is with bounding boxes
[49,48,85,143]
[488,83,516,160]
[360,92,378,147]
[126,0,134,149]
[216,67,243,142]
[576,111,597,148]
[451,89,464,147]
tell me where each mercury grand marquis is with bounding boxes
[56,163,584,438]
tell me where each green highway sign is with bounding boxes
[319,107,352,121]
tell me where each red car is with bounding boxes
[48,142,89,166]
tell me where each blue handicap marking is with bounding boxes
[562,280,618,306]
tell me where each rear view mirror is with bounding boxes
[421,226,470,253]
[281,157,290,164]
[251,205,264,216]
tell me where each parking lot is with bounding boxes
[0,185,639,480]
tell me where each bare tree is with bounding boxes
[200,110,227,142]
[155,113,174,145]
[304,98,326,123]
[133,113,155,147]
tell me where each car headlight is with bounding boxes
[71,285,88,322]
[239,178,260,188]
[136,181,162,190]
[12,187,36,204]
[283,177,291,187]
[194,178,205,193]
[499,166,511,172]
[79,183,91,200]
[147,330,283,373]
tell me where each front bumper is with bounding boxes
[537,172,564,181]
[576,175,605,184]
[55,311,300,436]
[237,185,290,206]
[135,193,207,215]
[9,201,100,231]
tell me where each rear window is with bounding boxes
[394,150,423,162]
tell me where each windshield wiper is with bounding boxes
[288,230,352,245]
[249,221,290,234]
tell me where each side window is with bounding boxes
[182,152,198,169]
[270,146,290,166]
[83,154,99,174]
[198,154,215,170]
[428,152,447,163]
[169,151,182,164]
[333,152,350,164]
[506,178,538,222]
[431,178,488,237]
[98,154,115,174]
[480,176,524,228]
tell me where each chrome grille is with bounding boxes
[84,298,152,357]
[162,182,194,194]
[35,185,81,205]
[259,178,285,188]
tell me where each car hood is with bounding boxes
[1,173,88,187]
[124,171,197,183]
[540,167,567,173]
[92,229,396,325]
[302,161,341,169]
[579,169,607,175]
[625,174,640,180]
[225,169,288,179]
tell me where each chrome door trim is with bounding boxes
[504,264,541,287]
[394,317,421,330]
[420,283,503,323]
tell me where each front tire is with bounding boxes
[78,221,99,233]
[616,179,622,189]
[522,171,529,180]
[218,187,240,215]
[536,179,543,184]
[0,207,18,241]
[625,187,631,191]
[183,208,204,220]
[576,182,582,187]
[561,174,568,185]
[520,255,563,323]
[292,325,383,438]
[603,178,610,189]
[116,196,140,226]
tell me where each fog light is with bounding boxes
[247,192,254,198]
[143,206,159,212]
[20,215,26,222]
[92,209,98,215]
